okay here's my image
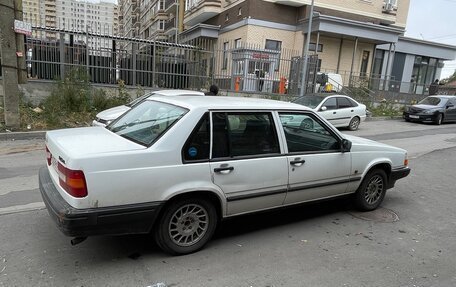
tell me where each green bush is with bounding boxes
[24,68,132,129]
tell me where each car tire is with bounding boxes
[434,113,443,125]
[348,116,361,131]
[404,118,411,122]
[353,169,387,211]
[155,197,217,255]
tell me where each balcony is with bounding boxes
[183,0,221,26]
[165,0,177,14]
[262,0,308,7]
[164,18,177,36]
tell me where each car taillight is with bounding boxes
[57,162,88,198]
[46,146,51,166]
[404,153,409,167]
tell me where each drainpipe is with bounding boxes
[383,43,392,91]
[299,0,315,97]
[349,37,358,87]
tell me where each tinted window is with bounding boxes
[337,97,353,109]
[279,113,340,153]
[293,96,324,109]
[322,98,337,110]
[183,113,210,162]
[212,112,280,159]
[108,100,187,146]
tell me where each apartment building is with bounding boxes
[23,0,57,39]
[178,0,456,94]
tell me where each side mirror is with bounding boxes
[320,106,327,111]
[447,103,454,109]
[341,139,352,153]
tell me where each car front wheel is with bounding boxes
[155,197,217,255]
[348,116,361,131]
[434,113,443,125]
[353,169,387,211]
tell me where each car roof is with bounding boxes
[152,89,205,96]
[147,95,312,111]
[430,95,456,99]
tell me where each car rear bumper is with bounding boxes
[387,166,411,189]
[39,167,164,237]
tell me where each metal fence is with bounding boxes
[25,27,321,96]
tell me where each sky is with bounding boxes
[405,0,456,80]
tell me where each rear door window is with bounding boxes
[211,112,280,159]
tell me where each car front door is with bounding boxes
[209,111,288,216]
[278,112,353,205]
[444,98,456,121]
[318,97,341,126]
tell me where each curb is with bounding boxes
[0,131,46,141]
[365,116,403,122]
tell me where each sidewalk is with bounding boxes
[0,131,46,141]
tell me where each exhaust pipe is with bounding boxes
[71,237,87,246]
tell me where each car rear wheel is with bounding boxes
[348,116,361,131]
[434,113,443,125]
[353,169,387,211]
[155,197,217,255]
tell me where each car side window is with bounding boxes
[279,112,341,153]
[182,113,210,162]
[337,97,353,108]
[322,98,337,110]
[211,112,280,159]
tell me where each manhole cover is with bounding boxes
[348,207,399,223]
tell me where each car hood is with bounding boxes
[411,104,440,110]
[46,127,145,164]
[343,134,405,153]
[96,105,130,121]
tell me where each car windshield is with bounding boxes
[418,97,443,106]
[126,93,153,107]
[108,100,188,146]
[293,96,324,109]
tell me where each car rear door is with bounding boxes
[336,97,356,126]
[209,111,288,216]
[278,112,353,204]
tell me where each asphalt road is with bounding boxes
[1,120,456,286]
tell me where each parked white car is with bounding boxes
[294,94,367,130]
[40,95,409,255]
[92,89,205,126]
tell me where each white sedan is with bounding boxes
[294,94,367,130]
[40,94,409,255]
[92,89,205,126]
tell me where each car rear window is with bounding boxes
[108,100,188,146]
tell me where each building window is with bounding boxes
[234,38,241,48]
[309,43,323,52]
[265,39,281,51]
[225,14,229,22]
[238,7,242,16]
[223,42,229,69]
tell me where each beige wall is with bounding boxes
[395,0,410,28]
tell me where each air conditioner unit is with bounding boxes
[384,3,393,11]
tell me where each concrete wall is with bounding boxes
[0,80,158,106]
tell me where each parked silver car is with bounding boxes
[92,89,205,126]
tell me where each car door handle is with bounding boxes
[351,109,354,112]
[290,159,305,166]
[333,111,337,114]
[214,166,234,173]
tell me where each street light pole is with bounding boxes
[299,0,315,97]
